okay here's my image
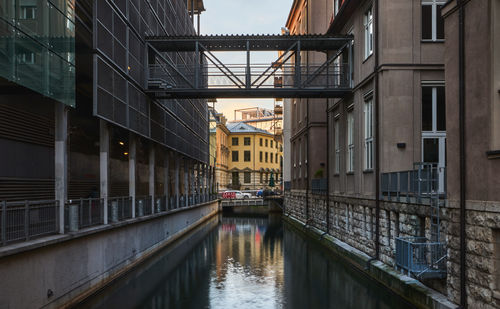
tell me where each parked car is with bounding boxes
[222,190,251,199]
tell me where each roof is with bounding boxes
[226,122,272,135]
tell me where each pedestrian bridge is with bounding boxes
[145,34,353,99]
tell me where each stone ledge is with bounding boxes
[284,215,457,309]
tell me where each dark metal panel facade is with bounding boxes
[93,0,208,163]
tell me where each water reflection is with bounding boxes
[79,214,413,309]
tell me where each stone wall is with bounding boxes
[284,190,448,293]
[446,200,500,308]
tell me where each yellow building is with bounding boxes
[226,122,283,190]
[212,111,230,191]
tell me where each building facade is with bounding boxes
[285,0,331,192]
[226,122,283,191]
[0,0,214,219]
[442,1,500,307]
[210,109,230,191]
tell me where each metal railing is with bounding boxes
[1,200,59,246]
[284,181,291,191]
[1,193,220,246]
[221,198,266,207]
[311,178,327,195]
[395,237,447,279]
[65,198,104,231]
[380,162,445,204]
[108,196,133,222]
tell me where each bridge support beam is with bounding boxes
[55,103,68,234]
[129,133,137,218]
[99,120,109,225]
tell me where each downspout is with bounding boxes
[305,0,310,224]
[374,0,381,260]
[457,0,467,307]
[326,101,330,234]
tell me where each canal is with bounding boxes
[78,213,415,309]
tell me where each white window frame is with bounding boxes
[421,0,446,42]
[347,110,355,173]
[334,118,340,174]
[364,98,374,170]
[364,6,373,59]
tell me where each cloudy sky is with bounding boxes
[200,0,294,120]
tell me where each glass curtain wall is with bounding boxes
[0,0,75,106]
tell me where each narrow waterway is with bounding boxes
[78,213,414,309]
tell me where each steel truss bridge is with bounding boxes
[145,34,353,99]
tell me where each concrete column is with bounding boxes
[204,164,209,201]
[164,151,170,209]
[175,153,180,208]
[197,163,201,203]
[149,143,155,213]
[129,133,136,218]
[55,103,68,234]
[191,162,196,204]
[183,159,189,206]
[99,120,109,225]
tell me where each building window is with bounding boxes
[265,139,268,147]
[244,172,251,184]
[335,119,340,174]
[422,85,446,132]
[364,98,374,170]
[244,151,251,162]
[275,153,278,163]
[347,111,354,173]
[232,137,239,146]
[232,151,239,162]
[280,145,283,152]
[259,151,263,162]
[232,172,239,186]
[260,138,263,146]
[260,172,263,183]
[270,140,273,148]
[270,154,273,163]
[19,5,37,20]
[244,137,251,145]
[265,152,268,163]
[17,52,35,65]
[265,173,269,183]
[422,0,445,41]
[364,6,373,59]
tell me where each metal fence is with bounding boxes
[311,178,327,195]
[221,198,266,207]
[1,193,220,246]
[284,181,291,191]
[108,196,133,222]
[65,198,104,231]
[1,200,59,246]
[380,162,445,203]
[395,237,447,279]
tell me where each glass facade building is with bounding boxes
[0,0,75,106]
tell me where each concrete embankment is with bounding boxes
[0,201,220,309]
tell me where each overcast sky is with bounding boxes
[200,0,294,121]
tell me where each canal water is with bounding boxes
[78,214,415,309]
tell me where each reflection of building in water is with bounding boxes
[214,217,284,284]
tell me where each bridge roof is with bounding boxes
[146,34,353,52]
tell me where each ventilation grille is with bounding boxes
[0,105,54,147]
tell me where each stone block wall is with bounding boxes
[284,190,449,294]
[446,200,500,308]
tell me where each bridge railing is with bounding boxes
[221,198,266,207]
[65,198,105,231]
[1,200,59,246]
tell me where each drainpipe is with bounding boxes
[374,0,381,260]
[457,0,467,307]
[305,0,310,224]
[326,103,330,234]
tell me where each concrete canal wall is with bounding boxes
[284,190,457,309]
[0,201,220,309]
